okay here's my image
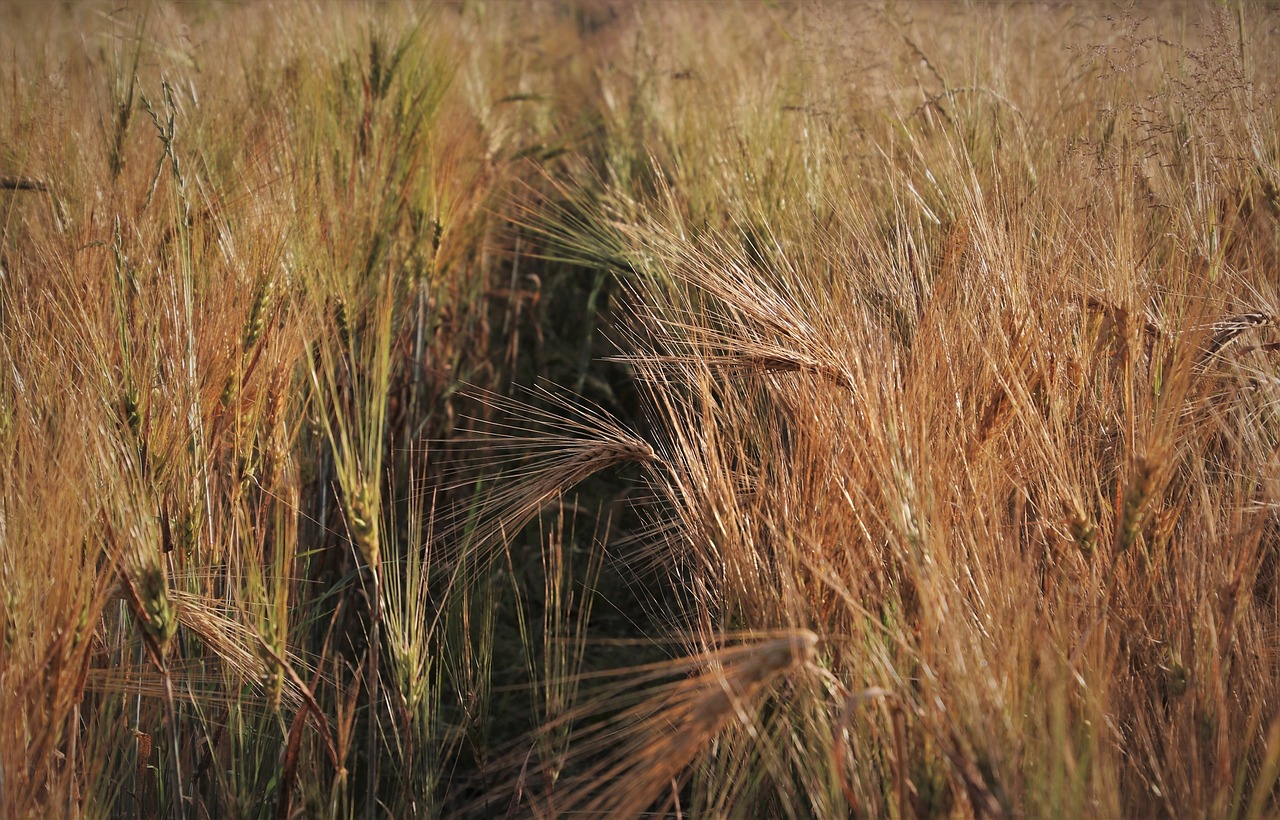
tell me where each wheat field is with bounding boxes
[2,2,1279,818]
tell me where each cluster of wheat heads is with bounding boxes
[3,1,1280,818]
[0,2,609,817]
[507,3,1280,817]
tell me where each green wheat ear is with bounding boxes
[345,483,381,570]
[137,564,176,655]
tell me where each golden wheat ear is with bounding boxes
[1200,312,1277,360]
[0,174,48,191]
[435,383,659,568]
[487,630,818,818]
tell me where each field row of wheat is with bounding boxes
[2,2,1279,818]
